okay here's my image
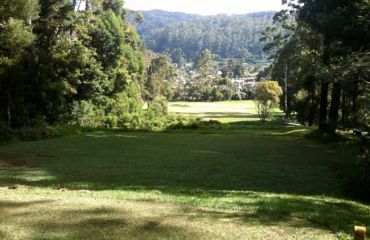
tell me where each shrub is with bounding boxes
[70,100,105,128]
[105,115,119,128]
[200,120,222,127]
[254,81,283,121]
[167,117,202,130]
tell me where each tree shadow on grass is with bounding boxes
[178,195,370,236]
[1,196,367,239]
[0,126,346,197]
[0,127,362,236]
[0,199,223,240]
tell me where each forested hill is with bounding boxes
[131,10,276,63]
[132,10,200,36]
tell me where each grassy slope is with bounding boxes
[168,101,282,123]
[0,101,368,240]
[0,131,368,239]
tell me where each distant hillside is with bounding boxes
[130,10,276,63]
[131,10,200,37]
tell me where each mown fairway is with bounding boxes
[0,102,369,240]
[168,100,282,122]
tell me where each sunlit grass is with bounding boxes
[1,187,345,240]
[168,100,282,123]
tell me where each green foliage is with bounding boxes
[0,18,35,55]
[178,49,240,102]
[0,0,40,22]
[167,118,201,130]
[195,49,214,77]
[293,89,319,125]
[0,0,39,128]
[130,10,198,37]
[261,0,369,132]
[0,0,169,130]
[102,0,124,14]
[70,100,105,128]
[144,55,175,102]
[255,81,283,121]
[222,59,246,78]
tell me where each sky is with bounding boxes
[125,0,284,15]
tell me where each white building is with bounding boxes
[232,78,256,90]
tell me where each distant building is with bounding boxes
[232,77,256,90]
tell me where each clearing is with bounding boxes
[0,101,368,240]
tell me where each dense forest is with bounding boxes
[130,10,199,38]
[132,11,275,63]
[0,0,172,130]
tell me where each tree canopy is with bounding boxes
[261,0,370,131]
[0,0,168,129]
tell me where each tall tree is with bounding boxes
[0,0,39,126]
[145,55,175,102]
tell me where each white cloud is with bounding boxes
[125,0,283,15]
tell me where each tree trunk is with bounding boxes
[7,90,11,127]
[319,79,329,131]
[319,40,332,131]
[329,81,341,126]
[341,88,347,125]
[284,63,288,117]
[352,82,358,125]
[308,82,315,126]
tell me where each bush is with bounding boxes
[254,81,283,121]
[167,117,202,130]
[70,101,105,128]
[200,120,222,127]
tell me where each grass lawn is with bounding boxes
[168,100,282,122]
[0,102,368,240]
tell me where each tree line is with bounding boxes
[261,0,369,133]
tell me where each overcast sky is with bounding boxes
[125,0,284,15]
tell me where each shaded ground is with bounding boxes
[0,156,32,168]
[0,132,342,195]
